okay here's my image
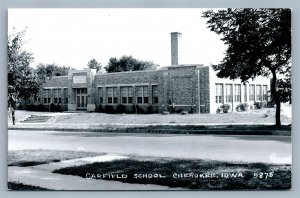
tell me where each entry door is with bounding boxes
[76,88,87,110]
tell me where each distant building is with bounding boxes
[34,32,270,113]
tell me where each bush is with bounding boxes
[135,105,144,114]
[162,111,170,115]
[145,105,153,114]
[254,102,262,109]
[217,104,231,113]
[116,104,126,114]
[181,111,188,115]
[168,106,175,114]
[96,104,103,112]
[236,103,249,112]
[104,105,115,113]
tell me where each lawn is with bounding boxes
[11,106,291,126]
[8,149,104,167]
[53,158,291,190]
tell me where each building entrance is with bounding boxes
[76,88,87,110]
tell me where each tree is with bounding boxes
[202,8,291,127]
[35,63,70,86]
[8,28,39,106]
[105,55,158,73]
[87,58,102,73]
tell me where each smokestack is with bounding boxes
[171,32,182,66]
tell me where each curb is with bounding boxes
[8,125,291,136]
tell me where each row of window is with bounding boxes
[215,84,268,104]
[43,88,68,104]
[98,85,159,105]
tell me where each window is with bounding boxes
[43,89,51,104]
[64,88,68,104]
[244,84,247,102]
[53,89,62,104]
[263,85,268,101]
[143,86,149,104]
[234,84,241,102]
[256,85,262,101]
[121,86,133,104]
[98,87,103,104]
[249,85,255,101]
[215,84,223,104]
[152,85,159,104]
[225,84,232,103]
[58,89,61,104]
[136,86,149,104]
[113,87,118,103]
[107,87,118,104]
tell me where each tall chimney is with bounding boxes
[171,32,182,66]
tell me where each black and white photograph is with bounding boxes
[7,8,292,190]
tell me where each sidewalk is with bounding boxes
[8,122,291,136]
[8,154,175,190]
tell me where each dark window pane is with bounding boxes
[122,97,127,104]
[144,97,148,104]
[128,97,133,104]
[108,97,112,104]
[54,98,58,103]
[44,98,47,104]
[77,96,80,107]
[66,98,68,104]
[59,98,61,103]
[154,97,158,104]
[138,97,143,104]
[113,97,118,104]
[99,98,103,104]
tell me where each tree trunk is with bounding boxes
[275,99,281,127]
[271,70,281,127]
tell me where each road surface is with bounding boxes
[8,130,291,164]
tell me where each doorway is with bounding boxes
[76,88,87,110]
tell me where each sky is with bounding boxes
[8,8,227,70]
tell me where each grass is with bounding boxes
[8,149,104,167]
[10,107,291,126]
[8,182,50,190]
[53,158,291,190]
[54,108,291,125]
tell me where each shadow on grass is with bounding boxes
[53,159,291,190]
[8,182,51,190]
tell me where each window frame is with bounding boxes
[215,83,223,104]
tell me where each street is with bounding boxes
[8,130,291,164]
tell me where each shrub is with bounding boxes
[168,106,175,114]
[236,103,249,112]
[145,105,153,114]
[217,104,231,113]
[104,105,115,113]
[254,102,262,109]
[135,105,144,114]
[125,105,135,114]
[189,107,195,114]
[96,104,103,112]
[116,104,126,114]
[162,111,170,115]
[36,104,45,111]
[50,103,55,112]
[181,111,188,115]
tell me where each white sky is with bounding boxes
[8,8,227,70]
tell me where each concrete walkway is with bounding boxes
[8,154,174,190]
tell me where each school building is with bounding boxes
[37,32,270,114]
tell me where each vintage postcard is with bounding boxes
[7,8,291,190]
